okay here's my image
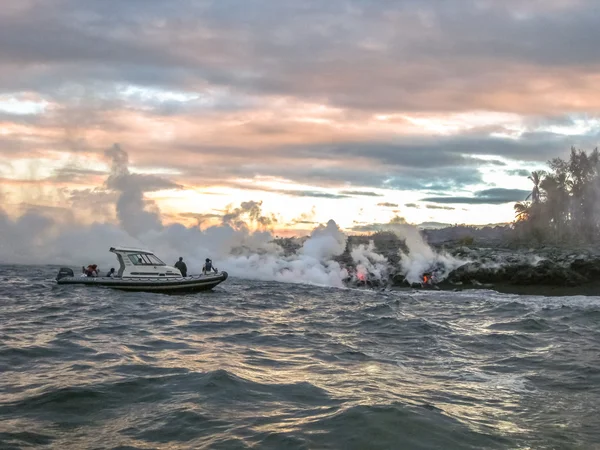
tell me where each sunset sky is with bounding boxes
[2,0,600,234]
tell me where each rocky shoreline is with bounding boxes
[270,233,600,295]
[344,236,600,296]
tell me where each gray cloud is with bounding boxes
[487,160,507,166]
[4,124,588,191]
[3,0,600,211]
[507,169,531,177]
[422,188,530,204]
[405,203,419,208]
[6,126,557,201]
[265,132,590,172]
[224,181,351,199]
[425,204,455,210]
[277,190,349,199]
[204,160,485,193]
[51,166,107,183]
[418,221,453,229]
[377,202,398,207]
[299,142,476,168]
[1,0,600,115]
[339,190,382,197]
[189,132,599,193]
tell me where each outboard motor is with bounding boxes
[56,267,74,281]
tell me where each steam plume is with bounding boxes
[104,144,179,237]
[0,144,462,288]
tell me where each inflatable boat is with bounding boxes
[55,247,228,293]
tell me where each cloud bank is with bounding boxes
[2,0,600,226]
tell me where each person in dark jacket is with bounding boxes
[202,258,218,275]
[106,268,116,278]
[174,257,187,277]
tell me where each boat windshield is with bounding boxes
[127,254,166,266]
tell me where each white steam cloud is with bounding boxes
[0,144,462,287]
[104,144,179,236]
[348,216,465,284]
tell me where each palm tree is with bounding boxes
[566,148,598,237]
[514,148,600,244]
[526,171,545,203]
[540,173,569,240]
[514,201,531,222]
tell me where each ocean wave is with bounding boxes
[1,267,599,448]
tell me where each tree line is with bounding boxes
[514,147,600,244]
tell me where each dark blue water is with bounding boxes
[1,265,599,449]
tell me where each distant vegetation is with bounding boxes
[276,149,600,251]
[514,147,600,245]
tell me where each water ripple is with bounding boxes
[0,265,599,449]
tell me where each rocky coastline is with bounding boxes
[271,232,600,295]
[424,245,600,296]
[346,235,600,296]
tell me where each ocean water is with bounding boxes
[1,265,599,450]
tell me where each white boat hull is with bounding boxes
[56,270,228,293]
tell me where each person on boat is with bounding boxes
[202,258,218,275]
[106,268,116,278]
[174,257,187,277]
[84,264,99,277]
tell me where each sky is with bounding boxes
[1,0,600,235]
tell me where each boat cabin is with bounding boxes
[110,247,183,278]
